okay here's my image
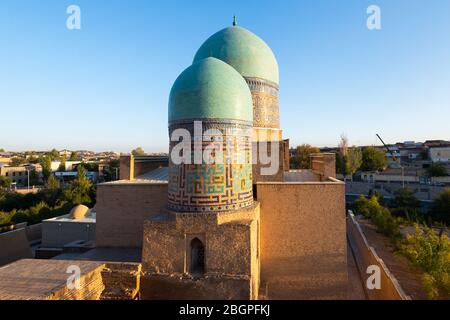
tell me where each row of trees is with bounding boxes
[336,134,388,179]
[353,189,450,299]
[289,144,320,169]
[0,166,95,227]
[290,135,388,176]
[377,187,450,225]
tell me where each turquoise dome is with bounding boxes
[193,26,279,85]
[169,57,253,122]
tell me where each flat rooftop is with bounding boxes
[53,247,142,263]
[101,167,169,185]
[0,259,103,300]
[101,167,343,185]
[44,211,96,223]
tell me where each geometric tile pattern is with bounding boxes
[245,77,280,129]
[168,163,253,212]
[167,120,253,212]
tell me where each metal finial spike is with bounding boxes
[233,15,237,26]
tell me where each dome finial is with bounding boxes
[232,15,237,26]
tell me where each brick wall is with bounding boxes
[0,228,33,267]
[95,182,168,248]
[256,181,347,299]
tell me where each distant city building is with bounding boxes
[0,153,12,165]
[58,149,72,158]
[50,160,81,172]
[429,147,450,163]
[424,140,450,148]
[54,171,98,184]
[360,168,450,186]
[0,164,43,187]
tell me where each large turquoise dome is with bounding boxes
[168,57,253,122]
[193,26,279,85]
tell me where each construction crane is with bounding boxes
[376,134,405,188]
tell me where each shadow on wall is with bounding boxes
[0,227,33,267]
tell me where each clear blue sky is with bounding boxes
[1,0,450,152]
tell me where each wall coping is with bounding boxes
[257,179,344,186]
[98,180,168,187]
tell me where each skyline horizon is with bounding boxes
[2,136,450,154]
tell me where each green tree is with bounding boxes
[10,157,26,167]
[0,148,5,152]
[47,149,60,161]
[338,134,348,157]
[353,195,400,237]
[290,144,320,169]
[42,175,62,207]
[391,188,421,219]
[338,134,350,176]
[337,135,361,179]
[45,175,60,190]
[400,225,450,299]
[335,152,345,175]
[27,155,39,164]
[57,157,66,172]
[429,189,450,225]
[368,189,383,201]
[78,162,99,172]
[427,163,448,177]
[361,146,387,171]
[63,166,94,206]
[0,192,41,212]
[345,147,363,181]
[38,156,52,181]
[28,169,40,186]
[393,188,420,209]
[131,147,146,157]
[69,151,81,161]
[0,176,12,189]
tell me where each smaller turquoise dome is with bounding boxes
[193,26,279,84]
[169,57,253,122]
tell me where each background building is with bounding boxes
[429,147,450,163]
[0,164,42,187]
